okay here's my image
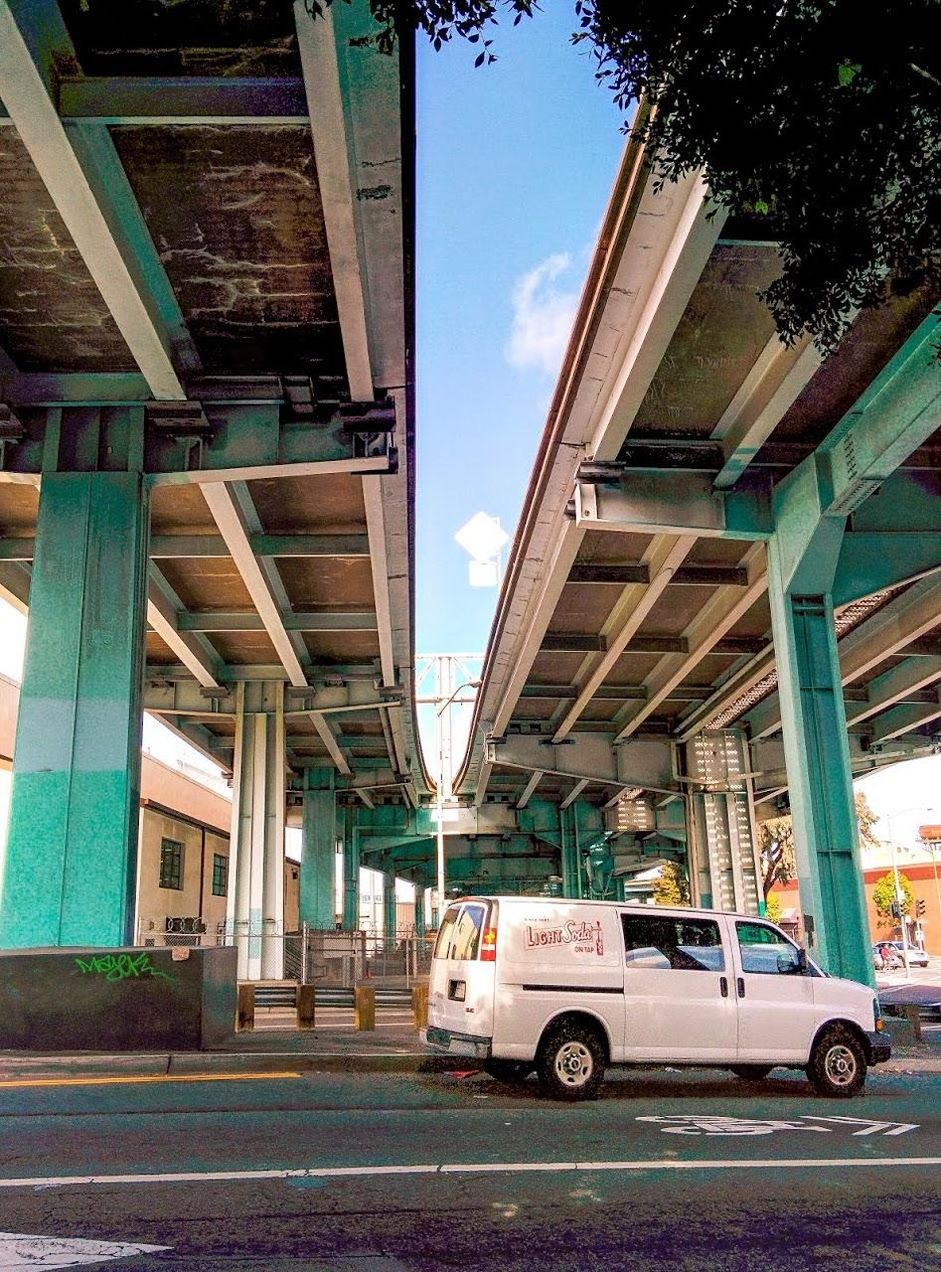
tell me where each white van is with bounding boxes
[420,896,889,1100]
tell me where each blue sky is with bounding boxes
[415,7,624,655]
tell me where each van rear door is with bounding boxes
[427,900,496,1042]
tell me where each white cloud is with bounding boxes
[505,252,579,376]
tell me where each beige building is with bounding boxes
[135,755,233,945]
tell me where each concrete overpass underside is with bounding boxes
[451,131,941,986]
[0,0,428,976]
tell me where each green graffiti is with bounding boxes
[74,953,172,984]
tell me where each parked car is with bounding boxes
[422,896,890,1100]
[872,941,929,969]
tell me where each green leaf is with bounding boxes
[837,61,862,87]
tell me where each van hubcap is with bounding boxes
[824,1044,857,1086]
[554,1041,593,1086]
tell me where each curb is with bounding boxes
[1,1052,938,1081]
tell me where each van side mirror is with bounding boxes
[796,947,809,973]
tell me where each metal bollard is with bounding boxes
[411,983,428,1029]
[354,983,376,1031]
[903,1003,923,1042]
[236,983,255,1032]
[297,984,316,1031]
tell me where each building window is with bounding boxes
[212,853,228,897]
[159,838,184,890]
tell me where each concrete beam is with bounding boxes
[294,0,373,401]
[616,543,768,740]
[150,534,371,559]
[489,732,676,796]
[575,474,771,540]
[178,611,378,633]
[146,566,221,690]
[0,1,185,399]
[56,76,308,124]
[199,482,308,688]
[515,770,543,810]
[551,535,697,742]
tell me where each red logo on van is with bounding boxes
[524,920,605,955]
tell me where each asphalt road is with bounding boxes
[1,1067,939,1271]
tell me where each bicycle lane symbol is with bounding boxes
[636,1115,919,1137]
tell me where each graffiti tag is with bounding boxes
[74,953,172,984]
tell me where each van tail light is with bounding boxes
[480,925,498,962]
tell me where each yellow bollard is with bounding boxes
[297,984,316,1031]
[236,983,255,1032]
[412,983,429,1029]
[354,983,376,1031]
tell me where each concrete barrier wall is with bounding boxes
[0,944,237,1051]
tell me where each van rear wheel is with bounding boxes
[730,1065,774,1081]
[537,1021,605,1101]
[483,1060,532,1084]
[806,1025,867,1098]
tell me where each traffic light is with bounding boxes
[915,898,926,918]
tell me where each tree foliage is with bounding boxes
[319,0,941,354]
[759,791,880,898]
[652,859,690,906]
[872,870,914,926]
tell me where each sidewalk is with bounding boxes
[0,1016,938,1082]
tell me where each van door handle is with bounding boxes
[737,977,745,998]
[719,976,729,998]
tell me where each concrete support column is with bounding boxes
[383,873,398,948]
[683,731,762,915]
[768,542,873,984]
[414,888,426,937]
[342,821,360,931]
[227,681,285,980]
[0,472,148,948]
[560,806,579,898]
[299,771,336,931]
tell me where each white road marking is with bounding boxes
[0,1232,170,1270]
[637,1114,920,1137]
[0,1158,938,1190]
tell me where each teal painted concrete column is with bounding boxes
[767,539,874,987]
[227,681,285,980]
[413,889,426,937]
[300,772,337,930]
[559,807,576,897]
[0,472,148,948]
[342,822,360,931]
[383,873,398,947]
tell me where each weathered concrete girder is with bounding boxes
[0,401,395,484]
[486,732,676,797]
[144,679,401,719]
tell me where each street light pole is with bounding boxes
[433,675,480,928]
[885,804,934,980]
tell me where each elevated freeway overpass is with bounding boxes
[0,0,427,975]
[1,7,938,991]
[455,130,941,985]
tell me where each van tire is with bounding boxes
[537,1021,606,1101]
[806,1025,867,1098]
[730,1065,774,1081]
[483,1060,532,1084]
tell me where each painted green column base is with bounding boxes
[0,472,147,949]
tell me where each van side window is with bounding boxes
[736,921,804,975]
[436,904,486,961]
[621,915,725,972]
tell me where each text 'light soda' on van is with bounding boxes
[420,896,890,1100]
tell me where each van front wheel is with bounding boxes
[806,1025,867,1098]
[538,1022,605,1101]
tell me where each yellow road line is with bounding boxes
[0,1072,301,1090]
